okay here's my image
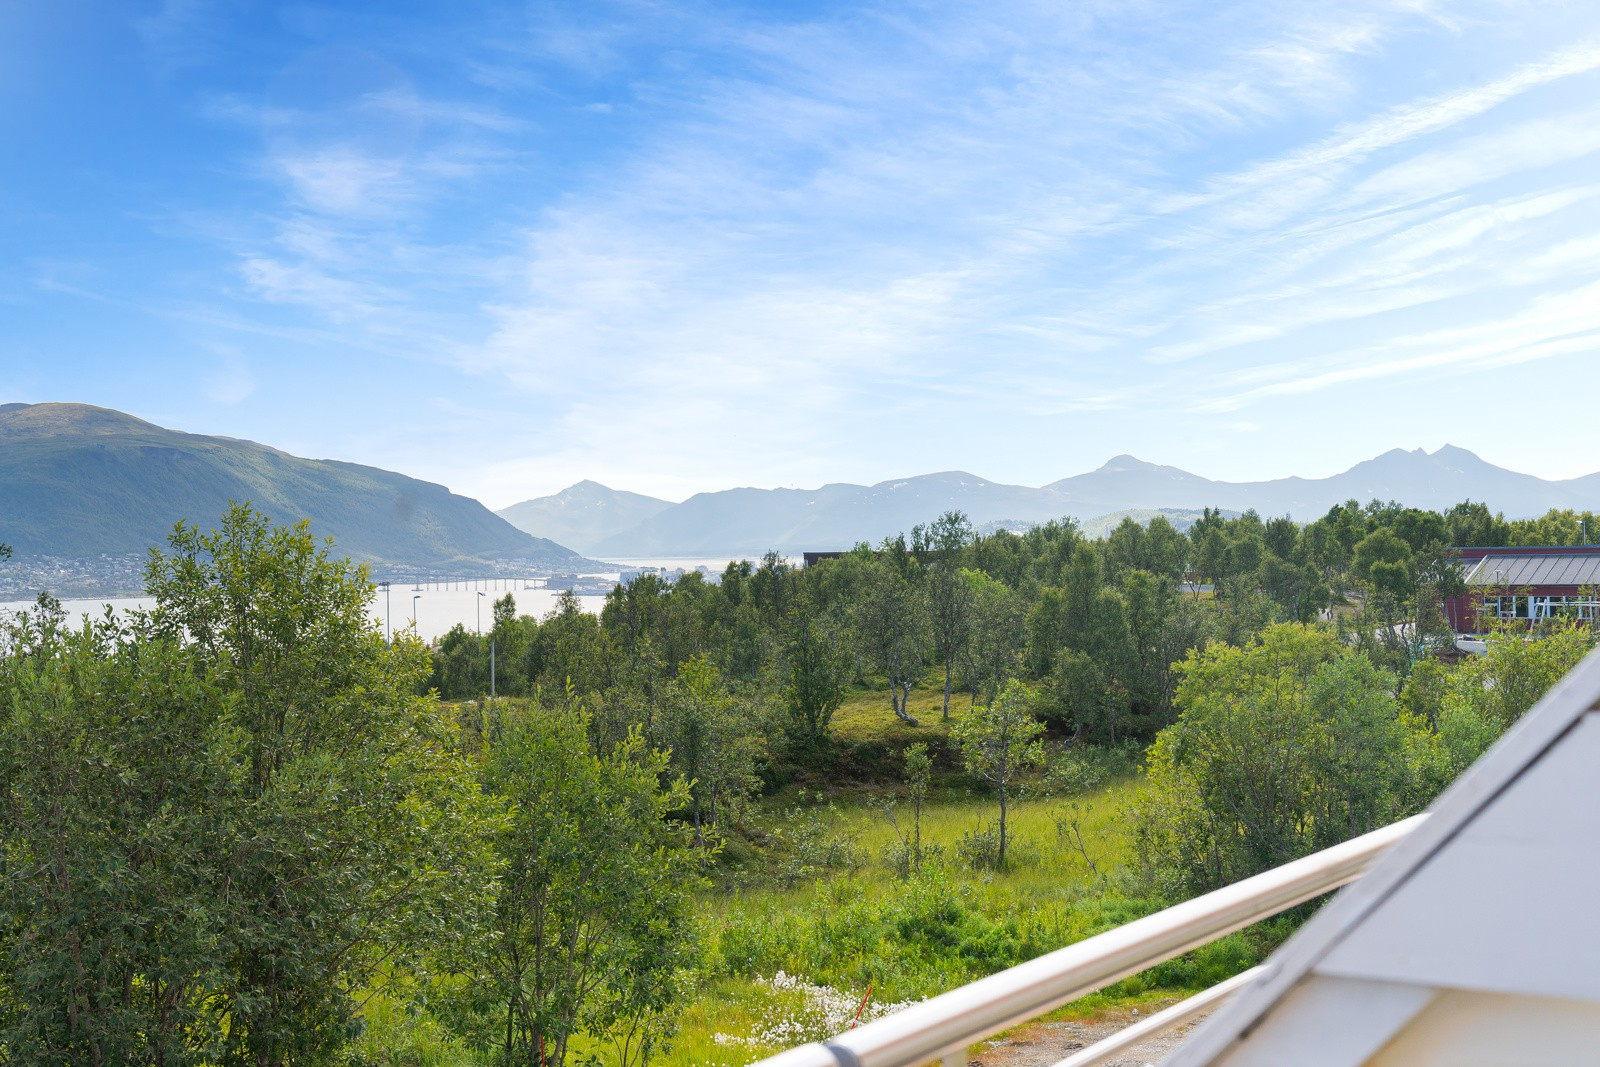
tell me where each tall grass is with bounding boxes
[658,778,1288,1065]
[349,771,1283,1066]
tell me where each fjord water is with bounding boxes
[0,559,743,642]
[1,581,606,643]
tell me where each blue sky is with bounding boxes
[6,1,1600,508]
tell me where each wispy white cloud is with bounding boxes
[238,256,393,321]
[1195,280,1600,411]
[1164,37,1600,218]
[162,0,1600,498]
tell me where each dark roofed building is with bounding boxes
[1445,545,1600,632]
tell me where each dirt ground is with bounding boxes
[967,1002,1211,1067]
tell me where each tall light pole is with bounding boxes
[412,594,421,629]
[379,581,391,645]
[480,589,493,700]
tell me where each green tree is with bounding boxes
[1258,554,1329,623]
[950,681,1046,869]
[1404,628,1597,803]
[1144,515,1190,585]
[1305,500,1366,598]
[781,592,852,748]
[1444,626,1594,731]
[142,505,497,1067]
[878,742,934,878]
[1122,568,1199,728]
[1194,522,1228,593]
[853,552,927,722]
[1345,527,1460,671]
[1041,647,1128,743]
[1443,500,1510,548]
[1263,515,1299,560]
[1352,526,1412,599]
[902,742,932,873]
[655,655,762,839]
[1224,530,1265,593]
[470,707,698,1067]
[536,590,610,702]
[0,608,233,1063]
[1104,517,1147,583]
[963,569,1024,706]
[1133,625,1424,896]
[919,511,975,720]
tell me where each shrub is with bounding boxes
[957,820,1038,872]
[768,792,866,888]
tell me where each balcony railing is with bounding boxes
[752,813,1426,1067]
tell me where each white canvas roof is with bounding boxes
[1165,645,1600,1066]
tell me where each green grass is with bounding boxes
[831,681,962,742]
[399,684,1277,1065]
[348,764,1283,1066]
[833,777,1139,889]
[789,676,1022,787]
[653,775,1264,1065]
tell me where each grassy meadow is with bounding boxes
[621,685,1272,1065]
[357,683,1285,1067]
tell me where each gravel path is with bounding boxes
[966,1002,1211,1067]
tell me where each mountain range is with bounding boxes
[6,402,1596,581]
[498,446,1600,557]
[0,403,588,576]
[497,480,674,557]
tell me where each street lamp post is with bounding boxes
[477,589,486,634]
[412,594,421,629]
[379,581,391,645]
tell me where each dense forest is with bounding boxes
[430,498,1600,734]
[0,499,1594,1065]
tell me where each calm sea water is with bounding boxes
[0,558,747,643]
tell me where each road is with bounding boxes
[967,1001,1210,1067]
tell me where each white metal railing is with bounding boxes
[752,813,1425,1067]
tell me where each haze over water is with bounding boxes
[0,559,744,643]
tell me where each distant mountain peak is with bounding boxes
[0,402,162,438]
[870,470,988,490]
[0,403,584,573]
[1097,454,1157,473]
[498,480,674,555]
[501,445,1599,558]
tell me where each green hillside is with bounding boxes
[0,403,583,572]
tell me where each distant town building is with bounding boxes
[1444,545,1600,632]
[802,551,845,568]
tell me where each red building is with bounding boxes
[1444,545,1600,633]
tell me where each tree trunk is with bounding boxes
[998,782,1009,869]
[942,659,952,720]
